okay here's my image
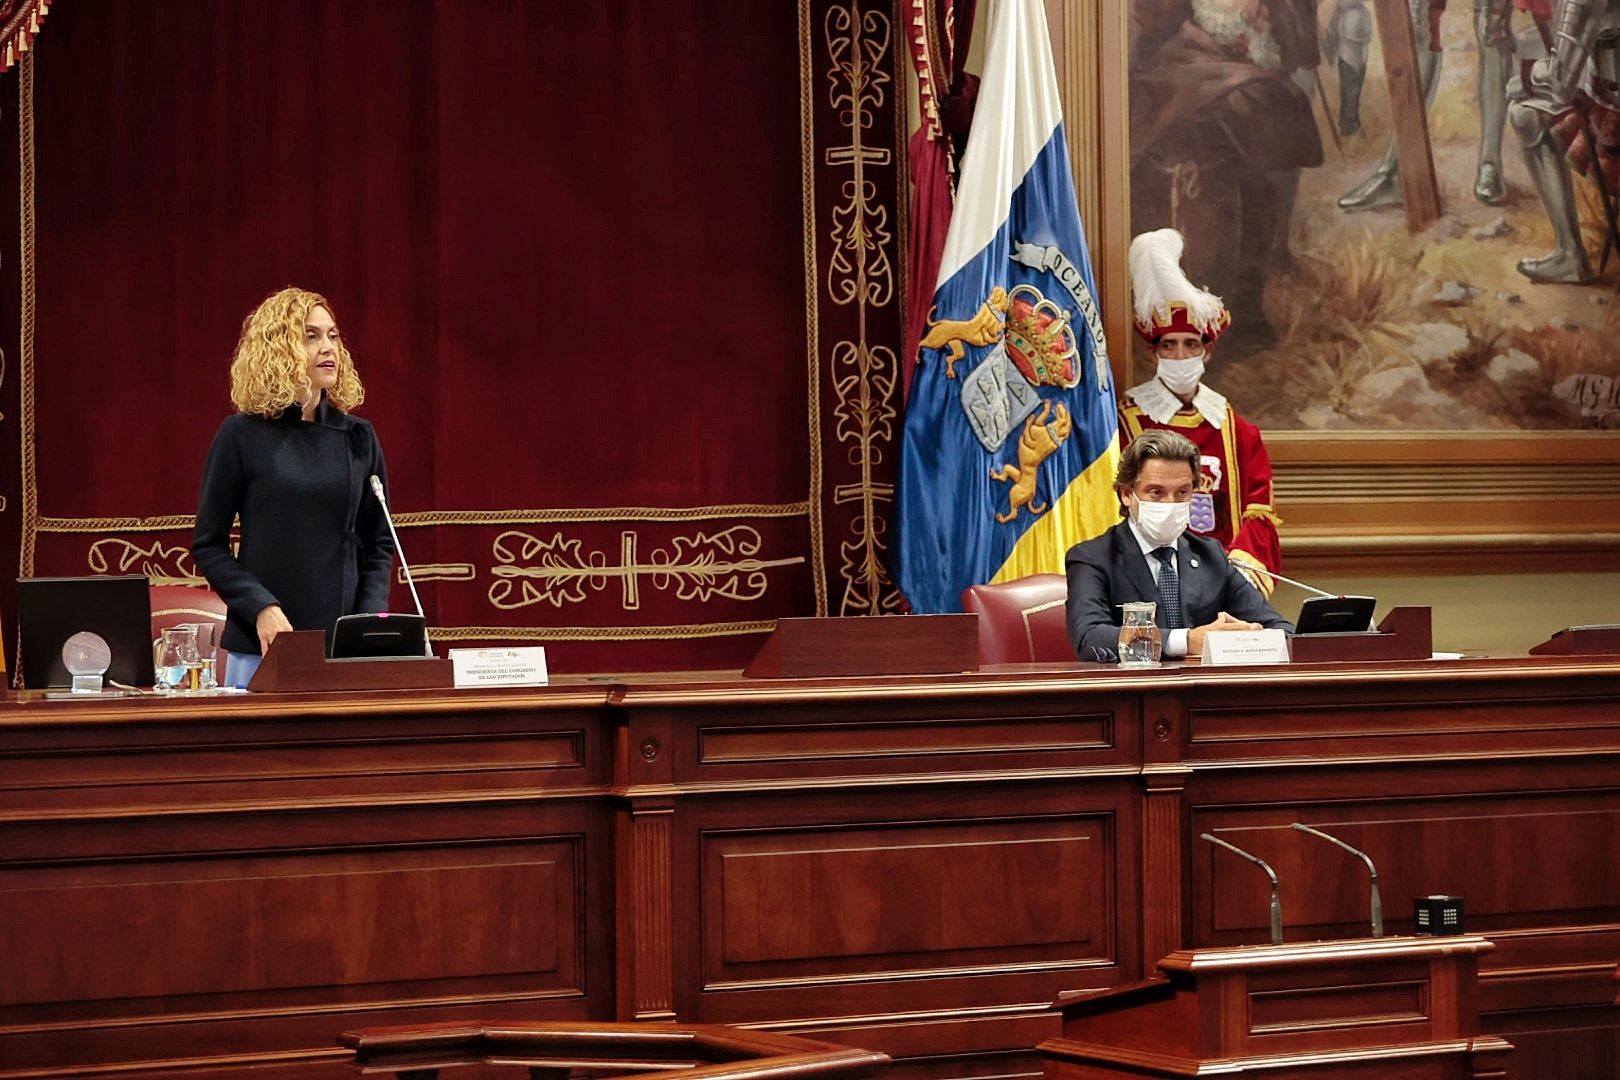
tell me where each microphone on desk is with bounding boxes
[1201,833,1283,945]
[369,474,432,658]
[1292,823,1383,938]
[1234,563,1337,599]
[1238,564,1380,633]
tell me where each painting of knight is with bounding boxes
[1128,0,1620,430]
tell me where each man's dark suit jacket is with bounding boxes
[1065,521,1294,661]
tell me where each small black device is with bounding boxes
[330,612,427,659]
[1414,894,1465,935]
[17,575,156,689]
[1295,595,1377,635]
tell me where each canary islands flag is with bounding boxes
[894,0,1118,614]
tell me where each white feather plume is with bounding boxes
[1128,228,1226,334]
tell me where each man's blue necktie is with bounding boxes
[1152,547,1185,629]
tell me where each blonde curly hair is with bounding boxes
[229,287,365,416]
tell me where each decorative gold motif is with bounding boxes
[821,0,905,618]
[920,286,1010,380]
[990,402,1073,523]
[824,2,894,308]
[406,563,475,583]
[87,537,204,585]
[489,527,804,612]
[831,339,903,616]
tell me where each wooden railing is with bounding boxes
[339,1022,890,1080]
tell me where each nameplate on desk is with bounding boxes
[449,647,548,688]
[1201,629,1289,666]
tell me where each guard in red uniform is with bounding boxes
[1120,229,1282,596]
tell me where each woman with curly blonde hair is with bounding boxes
[192,287,395,688]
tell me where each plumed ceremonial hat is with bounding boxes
[1128,228,1231,343]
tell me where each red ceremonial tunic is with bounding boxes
[1119,383,1282,589]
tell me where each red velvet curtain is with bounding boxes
[3,0,908,672]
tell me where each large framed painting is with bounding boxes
[1069,0,1620,574]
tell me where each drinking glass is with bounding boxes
[186,622,218,690]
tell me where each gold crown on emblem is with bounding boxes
[1005,284,1078,388]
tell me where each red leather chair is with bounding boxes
[961,573,1072,664]
[148,584,227,642]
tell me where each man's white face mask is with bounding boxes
[1156,354,1206,397]
[1129,495,1191,548]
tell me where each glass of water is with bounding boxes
[1118,601,1162,667]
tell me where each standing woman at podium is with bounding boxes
[192,287,396,689]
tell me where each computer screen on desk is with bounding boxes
[17,575,156,688]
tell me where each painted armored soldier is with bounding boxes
[1336,0,1517,209]
[1509,0,1620,284]
[1129,0,1323,341]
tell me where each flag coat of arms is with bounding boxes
[895,0,1118,615]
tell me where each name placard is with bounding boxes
[450,646,549,688]
[1201,629,1290,667]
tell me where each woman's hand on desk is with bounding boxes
[256,604,294,654]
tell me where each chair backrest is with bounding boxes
[148,584,227,642]
[961,573,1071,664]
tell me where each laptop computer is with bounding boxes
[17,575,156,689]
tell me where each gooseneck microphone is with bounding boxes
[1292,823,1384,937]
[1201,833,1283,945]
[369,474,432,657]
[1236,563,1337,599]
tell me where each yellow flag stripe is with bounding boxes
[991,442,1122,583]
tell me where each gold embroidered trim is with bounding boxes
[151,606,223,620]
[800,0,828,615]
[488,526,804,612]
[34,503,812,533]
[18,53,36,580]
[427,620,776,642]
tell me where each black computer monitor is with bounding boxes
[1295,595,1377,635]
[17,575,156,689]
[330,612,427,659]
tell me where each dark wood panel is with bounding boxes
[653,691,1140,788]
[673,781,1143,1029]
[698,712,1114,767]
[1248,978,1428,1034]
[0,706,608,816]
[708,819,1103,969]
[1,841,576,1005]
[1193,799,1620,941]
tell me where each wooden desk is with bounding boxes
[2,656,1618,1080]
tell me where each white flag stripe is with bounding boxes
[933,0,1064,291]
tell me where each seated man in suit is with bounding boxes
[1066,429,1293,661]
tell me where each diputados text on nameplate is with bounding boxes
[1200,629,1290,667]
[449,647,549,687]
